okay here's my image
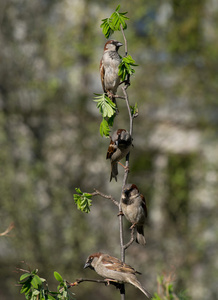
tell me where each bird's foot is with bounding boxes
[130,223,136,230]
[118,162,129,172]
[117,211,124,217]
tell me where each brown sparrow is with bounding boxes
[100,40,123,103]
[84,252,151,298]
[106,129,132,182]
[121,184,147,245]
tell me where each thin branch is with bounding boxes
[92,189,119,207]
[118,25,130,300]
[113,94,126,99]
[122,86,133,136]
[16,268,30,274]
[118,204,125,261]
[124,227,135,250]
[120,25,128,56]
[68,278,123,290]
[0,222,14,236]
[69,278,109,285]
[120,24,131,87]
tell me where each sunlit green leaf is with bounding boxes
[20,283,31,294]
[19,273,31,282]
[130,103,138,117]
[100,118,110,137]
[93,93,116,118]
[118,55,138,81]
[115,5,121,11]
[75,187,82,195]
[31,275,42,289]
[54,271,63,283]
[100,6,129,37]
[74,188,92,213]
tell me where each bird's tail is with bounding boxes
[110,163,118,182]
[128,278,152,299]
[136,225,146,245]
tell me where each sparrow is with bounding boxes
[84,252,151,299]
[100,40,123,104]
[121,184,147,245]
[106,129,132,182]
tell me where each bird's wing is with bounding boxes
[102,254,139,275]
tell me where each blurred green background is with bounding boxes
[1,0,218,299]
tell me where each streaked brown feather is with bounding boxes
[106,140,117,159]
[99,58,106,93]
[101,254,140,275]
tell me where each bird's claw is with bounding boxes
[130,223,136,230]
[117,211,124,216]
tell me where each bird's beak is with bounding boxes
[117,42,123,47]
[84,262,90,269]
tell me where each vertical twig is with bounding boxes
[121,25,128,56]
[119,24,128,300]
[118,24,135,300]
[122,86,133,135]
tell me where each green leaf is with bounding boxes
[100,118,110,137]
[54,272,63,283]
[107,114,116,127]
[31,275,42,289]
[111,6,129,31]
[100,6,129,37]
[115,5,121,11]
[118,55,138,81]
[32,290,40,296]
[130,103,138,116]
[84,193,92,198]
[74,189,92,213]
[100,18,114,38]
[20,283,31,294]
[31,269,39,275]
[75,187,82,195]
[93,93,116,118]
[19,273,31,282]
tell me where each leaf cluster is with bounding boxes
[100,5,129,38]
[19,269,75,300]
[73,188,92,213]
[93,93,116,137]
[118,55,138,82]
[130,103,138,117]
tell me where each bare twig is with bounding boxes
[118,203,125,261]
[92,189,119,207]
[16,267,30,274]
[120,25,128,56]
[113,94,126,99]
[118,24,133,300]
[124,227,135,250]
[0,222,14,236]
[67,278,123,290]
[122,86,133,136]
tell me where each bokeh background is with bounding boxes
[1,0,218,299]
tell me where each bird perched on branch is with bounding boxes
[121,184,147,245]
[106,129,132,181]
[100,40,123,104]
[84,252,151,299]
